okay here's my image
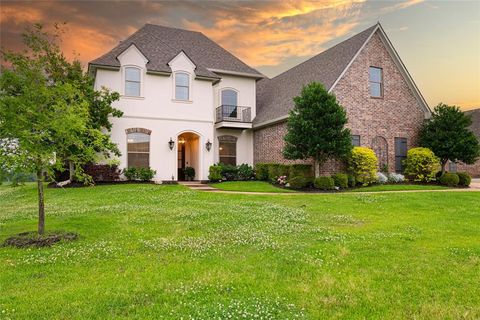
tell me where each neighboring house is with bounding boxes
[89,22,431,181]
[254,23,431,174]
[455,109,480,177]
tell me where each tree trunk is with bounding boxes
[37,169,45,235]
[69,160,74,181]
[314,159,320,177]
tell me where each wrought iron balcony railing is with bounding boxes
[215,105,251,123]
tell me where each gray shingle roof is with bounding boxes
[89,24,263,79]
[254,24,378,126]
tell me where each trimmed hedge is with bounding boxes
[332,173,348,188]
[290,164,313,178]
[254,163,269,181]
[288,176,309,189]
[238,164,255,180]
[439,173,459,187]
[457,172,472,187]
[314,176,335,190]
[208,165,222,181]
[267,163,280,181]
[349,147,378,185]
[123,167,156,181]
[403,147,439,182]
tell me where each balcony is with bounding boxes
[215,105,252,129]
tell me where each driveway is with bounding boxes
[471,178,480,190]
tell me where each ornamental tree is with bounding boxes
[419,103,480,174]
[0,23,121,234]
[283,82,352,176]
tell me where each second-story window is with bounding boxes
[175,73,190,100]
[125,67,141,97]
[221,89,238,106]
[369,66,383,98]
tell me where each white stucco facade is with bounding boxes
[93,45,257,181]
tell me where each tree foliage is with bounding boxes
[283,82,352,176]
[0,23,121,234]
[419,103,480,173]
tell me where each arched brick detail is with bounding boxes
[218,135,238,143]
[125,128,152,135]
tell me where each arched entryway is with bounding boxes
[372,136,388,170]
[177,132,200,181]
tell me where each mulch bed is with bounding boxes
[48,180,158,188]
[2,231,79,248]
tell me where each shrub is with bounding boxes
[238,163,255,180]
[332,173,348,188]
[377,172,388,184]
[277,175,287,186]
[314,176,335,190]
[347,174,356,187]
[404,147,440,182]
[290,164,313,178]
[457,172,472,187]
[348,147,378,185]
[278,164,291,177]
[254,163,269,181]
[288,176,308,189]
[219,163,238,181]
[184,166,195,180]
[388,173,405,183]
[267,163,280,181]
[138,168,156,181]
[83,164,121,182]
[123,167,138,180]
[208,165,222,181]
[439,173,459,187]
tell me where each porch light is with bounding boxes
[178,137,186,144]
[205,139,212,151]
[168,138,175,150]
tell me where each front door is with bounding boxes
[177,143,185,180]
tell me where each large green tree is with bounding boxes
[0,24,121,234]
[283,82,352,176]
[419,103,480,174]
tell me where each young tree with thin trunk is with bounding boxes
[419,103,480,174]
[0,24,120,234]
[283,82,352,176]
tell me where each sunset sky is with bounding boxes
[1,0,479,110]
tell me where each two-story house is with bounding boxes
[89,22,431,181]
[89,24,263,181]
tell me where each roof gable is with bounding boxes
[89,24,262,80]
[254,23,431,127]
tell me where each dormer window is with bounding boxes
[369,66,383,98]
[125,67,141,97]
[175,72,190,101]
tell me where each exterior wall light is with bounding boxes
[168,138,175,150]
[205,139,212,151]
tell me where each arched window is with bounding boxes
[126,129,151,168]
[125,67,141,97]
[221,89,238,106]
[175,72,190,100]
[218,135,237,166]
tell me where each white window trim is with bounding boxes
[369,66,383,99]
[126,132,150,168]
[172,71,193,103]
[122,65,145,99]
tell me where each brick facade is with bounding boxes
[254,32,426,174]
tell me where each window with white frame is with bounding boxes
[175,73,190,100]
[221,89,238,106]
[125,67,141,97]
[127,132,150,168]
[369,66,383,98]
[218,135,237,166]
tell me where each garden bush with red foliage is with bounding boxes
[83,164,121,182]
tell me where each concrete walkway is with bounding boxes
[178,181,219,192]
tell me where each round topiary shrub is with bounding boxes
[457,172,471,187]
[288,176,308,189]
[403,147,439,182]
[332,173,348,188]
[314,176,335,190]
[439,173,460,187]
[348,147,378,185]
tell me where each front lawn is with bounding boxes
[1,184,479,319]
[209,180,296,193]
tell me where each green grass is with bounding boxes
[1,183,479,319]
[209,181,296,193]
[347,183,449,192]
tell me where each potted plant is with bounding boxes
[184,166,195,181]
